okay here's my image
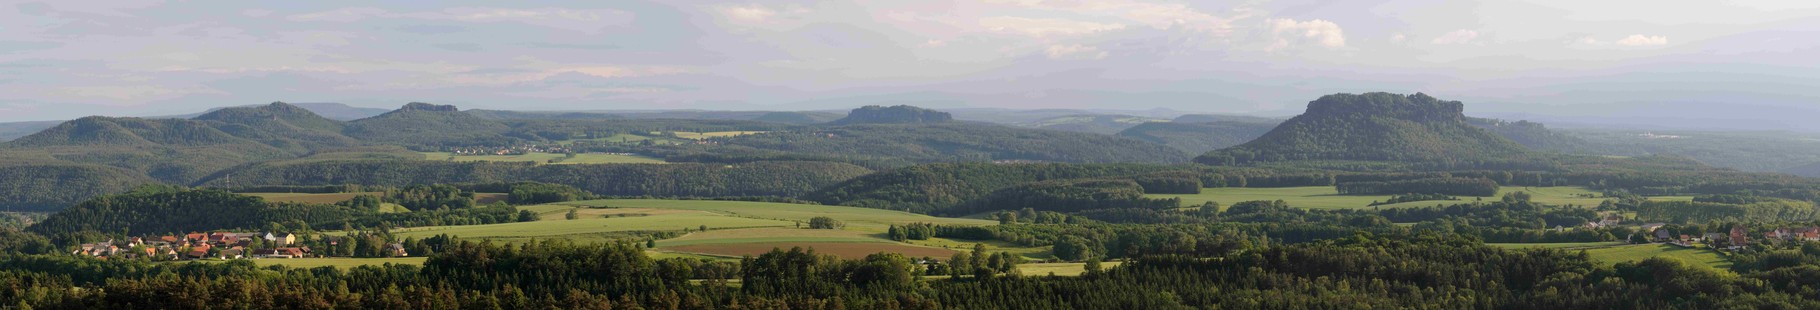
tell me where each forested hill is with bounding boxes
[829,105,954,125]
[192,102,361,152]
[195,102,345,133]
[1118,121,1277,154]
[6,116,264,148]
[197,157,873,198]
[1466,117,1596,154]
[706,123,1192,166]
[1196,92,1533,166]
[343,102,515,147]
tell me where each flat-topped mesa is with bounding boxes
[397,102,460,113]
[1302,92,1464,122]
[831,105,954,125]
[1195,92,1529,167]
[196,102,321,120]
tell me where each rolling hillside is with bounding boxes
[343,102,516,147]
[829,105,953,125]
[1118,121,1277,154]
[1021,114,1166,134]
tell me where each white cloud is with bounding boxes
[712,4,777,23]
[1615,34,1668,46]
[991,0,1239,35]
[1431,29,1479,45]
[1268,18,1345,49]
[1044,44,1107,60]
[1573,34,1669,48]
[287,7,388,22]
[436,65,692,87]
[979,16,1127,38]
[1391,33,1407,43]
[288,7,632,32]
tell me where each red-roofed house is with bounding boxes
[1797,227,1820,241]
[1729,226,1750,249]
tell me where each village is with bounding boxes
[1600,211,1820,251]
[443,144,572,156]
[72,232,407,261]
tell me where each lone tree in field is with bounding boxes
[808,217,844,229]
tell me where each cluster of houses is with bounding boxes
[1647,225,1820,250]
[72,232,403,260]
[1579,214,1820,251]
[1582,215,1625,229]
[445,144,572,156]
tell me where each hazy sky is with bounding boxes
[2,0,1817,125]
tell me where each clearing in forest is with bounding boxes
[1580,243,1732,271]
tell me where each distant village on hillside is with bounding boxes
[74,232,406,261]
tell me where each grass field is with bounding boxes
[658,227,877,247]
[1489,242,1627,250]
[552,200,1026,259]
[1581,244,1733,271]
[559,199,997,231]
[407,199,1023,260]
[1019,262,1126,277]
[421,152,665,164]
[1149,187,1391,210]
[1152,186,1678,210]
[393,213,795,244]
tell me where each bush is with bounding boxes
[808,217,844,229]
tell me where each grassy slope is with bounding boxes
[1581,244,1733,272]
[1488,242,1627,249]
[1488,242,1732,272]
[407,200,1017,259]
[392,213,794,243]
[560,199,996,231]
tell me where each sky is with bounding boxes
[1,0,1818,129]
